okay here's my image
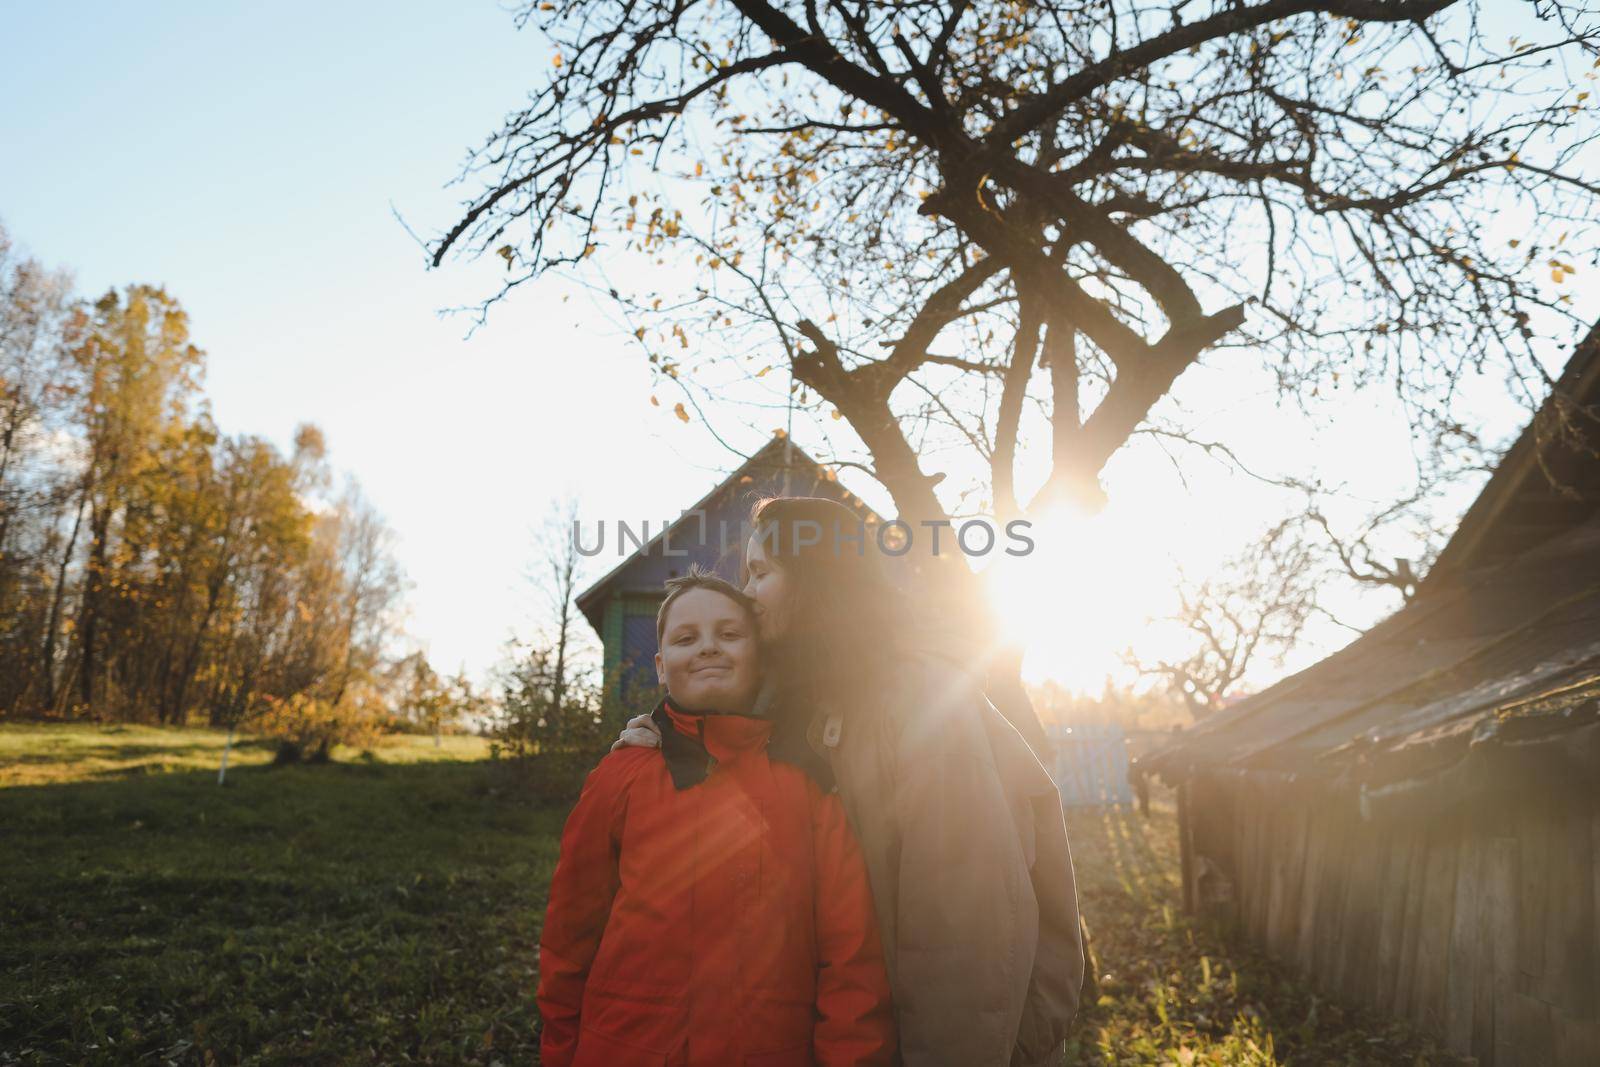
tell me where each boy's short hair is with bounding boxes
[656,565,756,643]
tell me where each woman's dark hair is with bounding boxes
[743,496,907,714]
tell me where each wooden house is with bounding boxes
[1144,324,1600,1064]
[575,433,884,717]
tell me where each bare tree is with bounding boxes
[0,224,73,558]
[0,223,75,710]
[1130,519,1320,717]
[1305,501,1431,603]
[490,502,606,796]
[428,0,1600,744]
[531,496,593,722]
[330,482,408,711]
[1291,417,1490,604]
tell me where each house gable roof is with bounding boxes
[573,434,886,633]
[1424,319,1600,584]
[1143,321,1600,790]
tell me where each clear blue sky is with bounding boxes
[3,3,1591,691]
[1,2,760,680]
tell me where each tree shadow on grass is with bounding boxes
[2,739,279,767]
[1067,802,1176,907]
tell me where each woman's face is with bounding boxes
[653,588,761,712]
[742,532,794,643]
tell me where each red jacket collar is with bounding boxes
[663,697,773,762]
[654,698,774,789]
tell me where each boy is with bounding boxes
[537,570,895,1067]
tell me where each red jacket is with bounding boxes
[538,699,896,1067]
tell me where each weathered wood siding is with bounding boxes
[1185,777,1600,1065]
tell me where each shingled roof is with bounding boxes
[1144,322,1600,810]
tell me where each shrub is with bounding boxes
[488,641,612,802]
[256,691,386,764]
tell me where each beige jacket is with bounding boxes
[811,650,1085,1067]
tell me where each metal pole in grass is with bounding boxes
[218,723,236,785]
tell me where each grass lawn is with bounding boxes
[2,724,551,1065]
[0,723,492,788]
[1,724,1456,1065]
[1062,799,1458,1066]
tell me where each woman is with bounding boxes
[616,496,1084,1066]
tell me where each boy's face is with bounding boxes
[654,588,761,712]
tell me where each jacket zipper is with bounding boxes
[698,717,717,775]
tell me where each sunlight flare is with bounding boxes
[984,503,1185,692]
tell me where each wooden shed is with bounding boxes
[575,433,883,718]
[1144,325,1600,1065]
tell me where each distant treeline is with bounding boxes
[0,224,418,741]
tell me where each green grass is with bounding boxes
[1062,797,1460,1066]
[0,724,551,1065]
[0,723,492,788]
[1,725,1459,1065]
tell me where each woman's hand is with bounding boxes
[611,712,662,751]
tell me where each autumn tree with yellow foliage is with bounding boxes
[0,224,417,752]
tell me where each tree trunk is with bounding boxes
[168,570,227,726]
[0,412,21,564]
[553,611,568,722]
[40,489,86,710]
[78,504,110,711]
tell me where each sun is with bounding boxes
[982,503,1181,692]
